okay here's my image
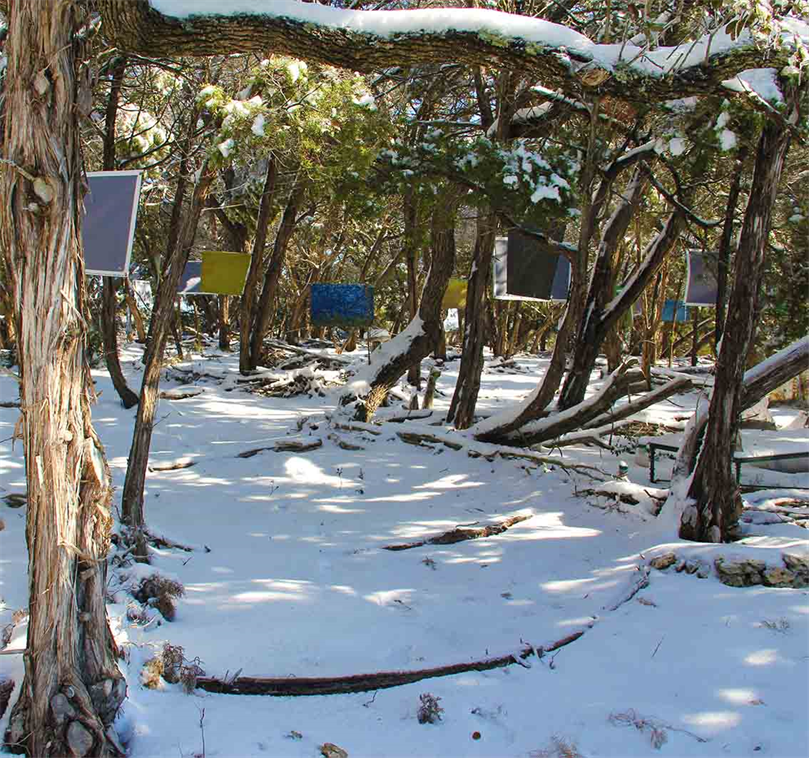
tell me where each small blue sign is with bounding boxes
[662,299,689,323]
[311,284,374,327]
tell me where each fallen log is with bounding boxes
[195,630,587,697]
[148,459,196,472]
[159,387,204,400]
[397,430,464,451]
[237,437,323,457]
[383,514,531,551]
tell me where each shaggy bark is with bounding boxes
[678,84,804,543]
[0,2,125,754]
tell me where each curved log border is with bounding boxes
[195,630,587,697]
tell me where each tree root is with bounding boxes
[195,630,587,696]
[382,514,531,551]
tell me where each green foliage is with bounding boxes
[378,129,580,227]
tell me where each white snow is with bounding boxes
[1,345,807,757]
[150,1,809,81]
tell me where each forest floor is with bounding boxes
[1,341,808,758]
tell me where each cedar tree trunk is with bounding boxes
[679,83,803,542]
[446,209,496,429]
[340,190,463,421]
[0,1,126,754]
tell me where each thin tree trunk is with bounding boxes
[239,156,278,373]
[340,190,463,421]
[218,295,230,350]
[248,174,307,370]
[101,278,139,407]
[121,160,215,532]
[125,278,147,342]
[678,86,801,543]
[715,146,749,349]
[98,55,139,408]
[446,210,497,428]
[404,190,421,387]
[1,2,126,753]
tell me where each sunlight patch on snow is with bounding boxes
[414,474,484,490]
[329,585,358,597]
[682,711,742,728]
[541,577,606,593]
[718,688,762,705]
[363,491,440,504]
[365,589,415,607]
[316,503,366,514]
[284,456,341,485]
[744,649,780,666]
[231,590,311,603]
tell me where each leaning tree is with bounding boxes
[3,0,806,753]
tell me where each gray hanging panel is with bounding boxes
[83,171,142,276]
[493,231,570,301]
[685,250,718,307]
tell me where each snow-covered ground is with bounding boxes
[1,344,807,758]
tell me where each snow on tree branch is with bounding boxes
[97,1,808,104]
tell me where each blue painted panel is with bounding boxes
[311,284,374,327]
[662,299,689,323]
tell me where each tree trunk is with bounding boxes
[559,179,688,409]
[248,173,307,371]
[239,156,278,373]
[715,146,748,349]
[218,295,230,350]
[121,162,215,532]
[101,278,139,407]
[678,85,802,543]
[446,210,496,428]
[1,2,126,754]
[339,190,463,421]
[125,278,147,342]
[404,190,421,387]
[98,55,139,408]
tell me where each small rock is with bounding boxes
[320,743,348,758]
[650,553,677,570]
[675,559,688,573]
[762,567,796,588]
[50,693,76,725]
[715,558,765,587]
[66,720,94,757]
[782,552,809,583]
[684,561,700,575]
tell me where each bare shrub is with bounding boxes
[133,574,185,621]
[609,709,668,749]
[140,656,164,689]
[417,692,444,724]
[760,618,790,633]
[530,735,586,758]
[161,643,184,684]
